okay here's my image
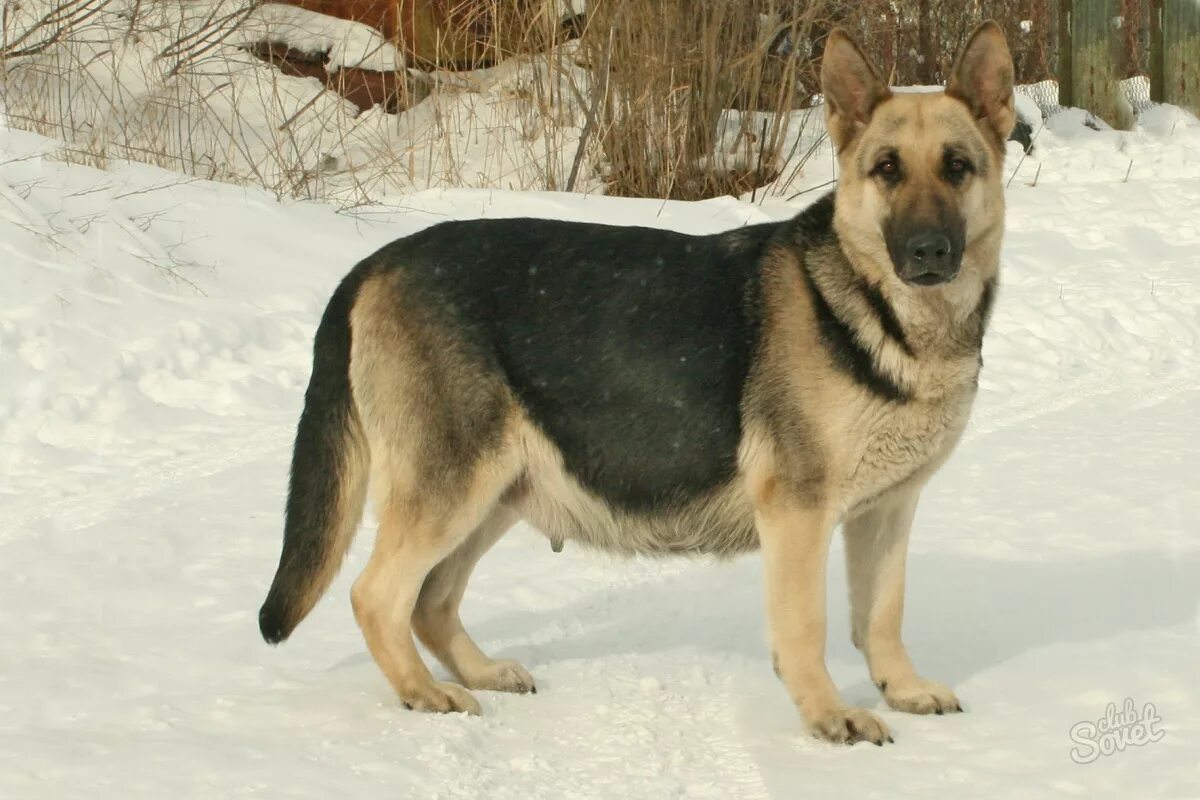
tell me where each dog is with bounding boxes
[258,22,1015,746]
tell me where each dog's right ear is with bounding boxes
[821,29,891,153]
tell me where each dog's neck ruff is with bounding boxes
[787,194,996,403]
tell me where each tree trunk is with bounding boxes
[917,0,935,84]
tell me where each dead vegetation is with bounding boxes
[0,0,1100,203]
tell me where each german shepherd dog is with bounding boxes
[259,23,1015,746]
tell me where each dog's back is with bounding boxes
[376,216,779,510]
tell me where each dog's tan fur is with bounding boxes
[265,22,1015,744]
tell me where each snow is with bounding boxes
[230,4,406,72]
[3,100,1200,796]
[1014,91,1043,125]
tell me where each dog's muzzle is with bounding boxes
[898,230,960,286]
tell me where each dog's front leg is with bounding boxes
[844,485,962,716]
[756,495,892,745]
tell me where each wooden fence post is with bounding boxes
[1159,0,1200,113]
[1062,0,1129,127]
[1059,0,1075,106]
[1150,0,1165,102]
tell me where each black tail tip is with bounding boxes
[258,602,291,645]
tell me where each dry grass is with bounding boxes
[824,2,1154,119]
[3,1,1136,205]
[578,0,827,200]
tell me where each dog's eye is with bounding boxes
[947,158,970,174]
[873,159,900,181]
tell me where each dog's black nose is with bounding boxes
[901,231,956,285]
[906,231,951,265]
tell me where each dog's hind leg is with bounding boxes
[412,506,535,695]
[844,485,962,716]
[350,478,512,715]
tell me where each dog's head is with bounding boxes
[822,23,1015,289]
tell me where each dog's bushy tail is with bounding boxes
[259,270,371,645]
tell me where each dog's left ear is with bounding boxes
[946,21,1016,149]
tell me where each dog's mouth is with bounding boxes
[900,266,961,287]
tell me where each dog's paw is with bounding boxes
[400,681,482,715]
[880,676,962,715]
[807,706,893,746]
[463,659,536,695]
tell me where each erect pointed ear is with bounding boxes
[946,21,1016,149]
[820,28,891,153]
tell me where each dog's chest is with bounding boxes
[842,389,975,507]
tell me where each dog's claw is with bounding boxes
[462,659,536,695]
[808,706,891,746]
[881,676,961,716]
[398,682,482,715]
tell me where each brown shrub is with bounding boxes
[580,0,832,200]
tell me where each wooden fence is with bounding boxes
[1150,0,1200,108]
[1062,0,1200,126]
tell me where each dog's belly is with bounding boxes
[503,442,758,557]
[502,418,759,557]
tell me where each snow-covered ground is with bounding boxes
[2,103,1199,798]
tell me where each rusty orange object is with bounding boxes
[273,0,548,69]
